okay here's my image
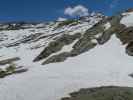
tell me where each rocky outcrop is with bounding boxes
[34,11,133,65]
[61,86,133,100]
[34,33,81,62]
[33,14,125,65]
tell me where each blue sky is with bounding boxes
[0,0,133,21]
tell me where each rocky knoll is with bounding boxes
[61,86,133,100]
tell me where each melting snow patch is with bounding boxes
[104,22,111,30]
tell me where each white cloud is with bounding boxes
[57,17,67,21]
[64,5,89,17]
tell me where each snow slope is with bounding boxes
[0,35,133,100]
[1,11,133,100]
[121,11,133,27]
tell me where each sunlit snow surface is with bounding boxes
[0,35,133,100]
[121,12,133,27]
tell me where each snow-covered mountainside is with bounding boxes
[0,10,133,100]
[0,12,104,73]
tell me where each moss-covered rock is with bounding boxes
[6,63,16,73]
[71,37,97,56]
[34,33,81,62]
[61,86,133,100]
[57,20,80,28]
[42,52,70,65]
[0,69,6,78]
[0,63,28,78]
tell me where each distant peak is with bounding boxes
[125,8,133,13]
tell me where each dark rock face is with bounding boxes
[129,73,133,78]
[117,27,133,44]
[61,86,133,100]
[126,42,133,56]
[116,26,133,56]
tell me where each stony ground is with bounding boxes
[61,86,133,100]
